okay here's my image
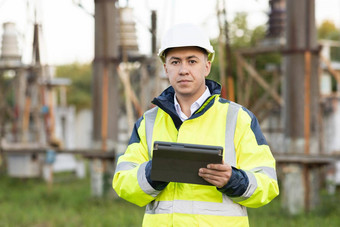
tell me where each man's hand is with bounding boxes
[198,161,232,188]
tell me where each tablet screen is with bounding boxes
[151,141,223,185]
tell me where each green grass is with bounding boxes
[1,172,340,227]
[0,174,144,227]
[248,190,340,227]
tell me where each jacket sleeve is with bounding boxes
[112,116,163,207]
[217,167,249,196]
[231,108,279,208]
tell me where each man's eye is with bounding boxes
[189,60,197,64]
[171,60,179,65]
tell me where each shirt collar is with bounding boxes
[174,86,211,121]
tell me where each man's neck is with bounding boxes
[175,86,210,118]
[176,95,196,117]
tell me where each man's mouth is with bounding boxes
[178,80,191,83]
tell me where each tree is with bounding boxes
[209,13,257,82]
[209,13,280,100]
[55,63,92,111]
[318,20,339,40]
[318,20,340,90]
[318,20,340,62]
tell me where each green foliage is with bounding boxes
[55,62,92,111]
[208,12,274,103]
[318,20,339,40]
[318,20,340,64]
[229,12,255,48]
[209,13,256,82]
[207,38,222,82]
[250,25,266,47]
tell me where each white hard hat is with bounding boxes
[158,23,215,63]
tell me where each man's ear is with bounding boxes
[204,61,212,77]
[163,63,168,76]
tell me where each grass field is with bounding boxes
[1,172,340,227]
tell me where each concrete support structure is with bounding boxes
[92,0,119,196]
[92,0,119,150]
[282,0,320,214]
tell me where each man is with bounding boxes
[113,23,279,226]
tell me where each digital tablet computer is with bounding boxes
[151,141,223,185]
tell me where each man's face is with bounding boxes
[164,47,211,101]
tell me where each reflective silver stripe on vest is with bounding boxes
[144,107,159,159]
[114,161,138,173]
[224,101,241,167]
[137,161,162,198]
[146,194,247,216]
[251,166,277,181]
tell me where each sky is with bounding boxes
[0,0,339,66]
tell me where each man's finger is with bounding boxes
[199,168,228,177]
[207,163,230,171]
[199,169,231,181]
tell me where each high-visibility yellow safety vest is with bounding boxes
[113,80,279,227]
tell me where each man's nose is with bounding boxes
[179,63,189,75]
